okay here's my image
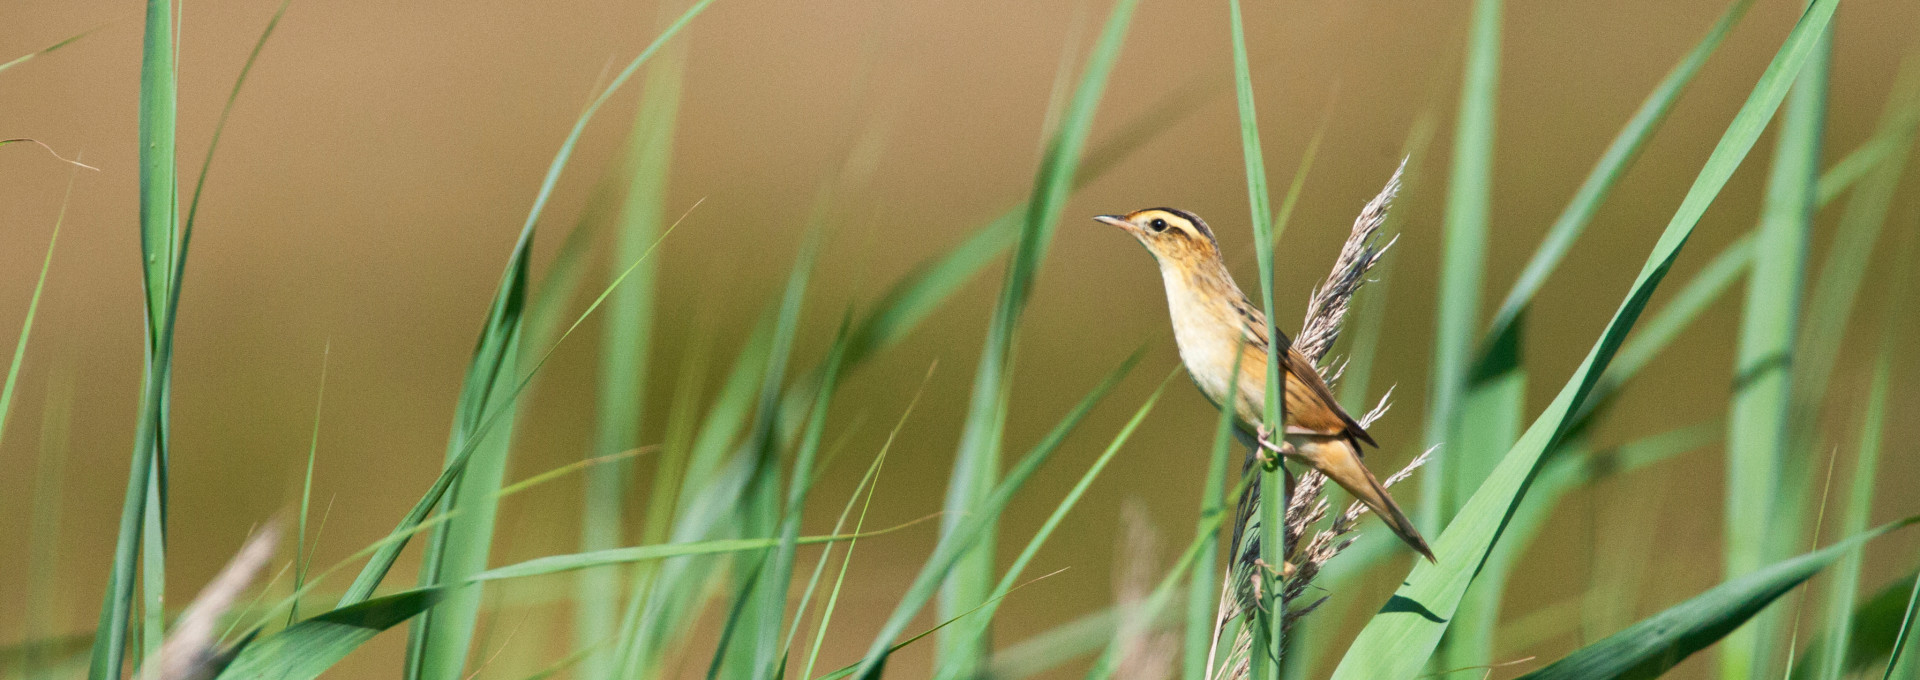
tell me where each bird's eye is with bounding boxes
[1149,218,1169,232]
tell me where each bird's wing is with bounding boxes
[1231,299,1376,447]
[1281,346,1376,447]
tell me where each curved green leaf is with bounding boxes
[468,517,931,583]
[1517,518,1919,680]
[1329,1,1840,676]
[218,589,446,680]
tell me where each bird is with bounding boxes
[1094,207,1434,561]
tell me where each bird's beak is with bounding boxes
[1093,214,1132,230]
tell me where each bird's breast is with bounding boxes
[1160,268,1250,414]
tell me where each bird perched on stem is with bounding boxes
[1094,207,1434,561]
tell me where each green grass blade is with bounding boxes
[336,1,712,611]
[136,1,179,329]
[1224,0,1286,674]
[1420,0,1501,528]
[407,335,521,680]
[1888,571,1920,679]
[576,29,687,677]
[0,169,71,464]
[1479,421,1719,626]
[618,318,775,677]
[90,0,179,675]
[1444,11,1752,657]
[468,519,930,583]
[706,560,767,680]
[1482,0,1751,342]
[749,318,852,680]
[139,466,165,666]
[935,0,1140,672]
[1329,2,1839,675]
[937,368,1175,680]
[1444,321,1524,673]
[0,24,102,74]
[1792,54,1920,440]
[291,345,331,625]
[217,589,447,680]
[800,384,914,680]
[1516,517,1920,680]
[720,217,828,678]
[1814,237,1908,680]
[600,310,713,675]
[1720,22,1827,679]
[767,429,866,677]
[604,314,727,677]
[856,352,1140,679]
[1783,571,1920,678]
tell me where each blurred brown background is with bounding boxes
[4,0,1920,677]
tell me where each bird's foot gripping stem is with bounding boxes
[1255,425,1296,469]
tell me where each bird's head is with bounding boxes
[1093,208,1223,268]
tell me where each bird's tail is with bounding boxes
[1292,435,1435,562]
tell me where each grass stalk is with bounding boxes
[1441,2,1751,667]
[1223,0,1288,675]
[89,0,179,675]
[1420,0,1501,530]
[576,23,688,677]
[933,0,1141,672]
[1792,54,1920,435]
[1720,21,1827,679]
[854,353,1140,678]
[1815,236,1910,680]
[1330,0,1840,674]
[290,345,330,625]
[336,0,714,613]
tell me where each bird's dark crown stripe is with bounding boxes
[1143,207,1219,249]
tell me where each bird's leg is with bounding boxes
[1251,558,1297,580]
[1254,424,1296,469]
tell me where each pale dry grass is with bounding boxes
[146,523,280,680]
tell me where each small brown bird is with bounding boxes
[1095,207,1433,561]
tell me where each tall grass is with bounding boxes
[575,17,688,677]
[1721,19,1828,679]
[13,0,1920,678]
[1334,0,1842,676]
[1441,0,1756,669]
[1421,0,1501,533]
[1222,1,1288,677]
[932,0,1140,675]
[88,0,180,675]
